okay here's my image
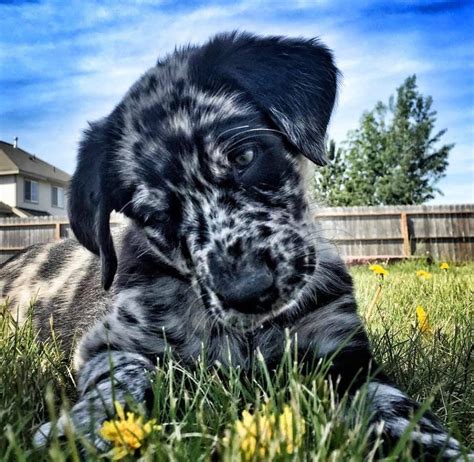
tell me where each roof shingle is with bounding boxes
[0,141,71,184]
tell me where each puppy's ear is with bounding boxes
[197,32,339,165]
[68,120,117,290]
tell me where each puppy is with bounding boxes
[0,32,468,459]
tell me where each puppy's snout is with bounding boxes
[209,253,275,312]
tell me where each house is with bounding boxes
[0,138,71,217]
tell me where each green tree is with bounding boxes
[313,75,453,206]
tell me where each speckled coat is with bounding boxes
[0,32,468,460]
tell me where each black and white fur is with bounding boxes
[0,32,469,459]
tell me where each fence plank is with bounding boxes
[400,212,411,257]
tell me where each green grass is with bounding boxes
[0,261,472,461]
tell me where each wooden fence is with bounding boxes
[0,215,124,264]
[314,204,474,262]
[0,204,473,264]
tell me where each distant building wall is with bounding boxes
[15,175,68,215]
[0,175,17,206]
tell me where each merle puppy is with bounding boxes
[0,32,468,459]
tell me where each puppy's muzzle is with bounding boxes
[209,253,276,313]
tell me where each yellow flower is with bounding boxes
[99,401,161,460]
[440,262,449,271]
[369,264,389,277]
[235,409,275,460]
[278,405,305,454]
[416,306,432,335]
[416,270,432,280]
[228,404,305,460]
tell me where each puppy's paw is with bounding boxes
[32,405,108,450]
[33,415,72,447]
[33,421,55,448]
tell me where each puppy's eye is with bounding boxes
[232,149,255,168]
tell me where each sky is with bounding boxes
[0,0,473,204]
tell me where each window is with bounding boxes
[24,179,39,203]
[52,186,65,208]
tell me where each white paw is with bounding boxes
[33,411,108,451]
[33,421,58,447]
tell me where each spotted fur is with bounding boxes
[0,32,470,459]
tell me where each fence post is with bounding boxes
[400,212,411,257]
[54,222,61,240]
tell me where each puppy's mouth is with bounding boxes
[217,297,298,331]
[217,286,278,315]
[206,287,298,332]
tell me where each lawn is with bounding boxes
[0,261,472,461]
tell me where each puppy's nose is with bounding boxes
[210,255,275,310]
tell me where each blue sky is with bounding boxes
[0,0,473,203]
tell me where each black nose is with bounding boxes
[210,256,275,312]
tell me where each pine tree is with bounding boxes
[313,75,452,206]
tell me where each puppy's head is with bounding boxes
[69,32,339,328]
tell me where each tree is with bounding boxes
[313,75,453,206]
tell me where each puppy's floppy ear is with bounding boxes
[197,32,339,165]
[68,120,117,290]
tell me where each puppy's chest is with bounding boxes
[174,315,288,370]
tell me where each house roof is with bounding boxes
[0,140,71,184]
[0,201,13,215]
[17,207,51,216]
[0,201,51,217]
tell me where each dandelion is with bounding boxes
[369,264,389,278]
[440,262,449,271]
[99,401,161,460]
[416,270,432,280]
[227,404,305,460]
[234,408,275,460]
[278,405,306,454]
[366,265,387,321]
[416,305,432,335]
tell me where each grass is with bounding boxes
[0,261,472,461]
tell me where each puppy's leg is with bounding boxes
[294,295,468,460]
[33,350,154,449]
[33,303,162,449]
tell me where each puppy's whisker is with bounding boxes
[221,127,286,151]
[214,125,251,143]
